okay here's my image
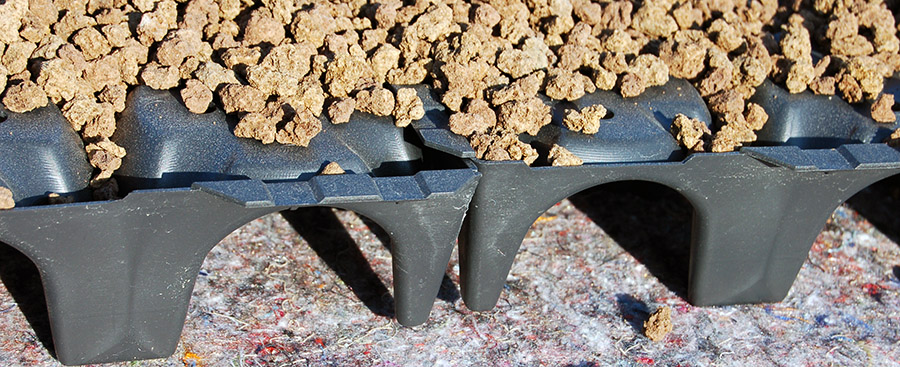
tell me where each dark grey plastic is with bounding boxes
[412,78,900,312]
[0,103,93,205]
[0,88,480,365]
[1,77,899,365]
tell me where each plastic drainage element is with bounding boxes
[0,103,92,205]
[413,78,900,313]
[0,88,480,365]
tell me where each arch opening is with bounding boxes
[845,173,900,246]
[564,180,694,298]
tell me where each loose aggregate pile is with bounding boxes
[2,0,900,198]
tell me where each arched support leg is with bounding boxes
[0,190,272,365]
[457,162,596,312]
[341,176,479,326]
[684,167,898,306]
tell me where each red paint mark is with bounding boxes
[636,357,654,364]
[559,230,569,237]
[862,283,882,297]
[414,343,425,348]
[314,338,325,348]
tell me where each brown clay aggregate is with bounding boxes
[644,306,673,342]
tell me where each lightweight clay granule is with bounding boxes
[181,79,212,114]
[544,69,587,101]
[496,97,551,136]
[86,139,127,183]
[356,87,395,117]
[218,84,266,114]
[61,95,103,132]
[548,144,583,166]
[838,72,864,103]
[871,93,896,123]
[887,128,900,147]
[563,104,607,135]
[644,306,673,342]
[320,162,345,175]
[449,99,496,136]
[490,71,544,106]
[393,88,424,128]
[275,110,322,147]
[328,98,356,124]
[0,187,14,210]
[140,63,180,90]
[619,73,646,98]
[81,102,116,139]
[1,81,47,113]
[670,114,711,152]
[234,112,277,144]
[2,41,36,76]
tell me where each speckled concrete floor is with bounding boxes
[0,178,897,366]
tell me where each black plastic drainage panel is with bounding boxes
[0,87,480,365]
[412,78,900,312]
[0,77,898,365]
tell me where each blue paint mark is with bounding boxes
[815,314,829,327]
[199,270,208,276]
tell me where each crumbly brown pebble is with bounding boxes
[496,97,551,136]
[548,144,583,166]
[886,128,900,147]
[393,88,424,127]
[619,73,646,98]
[449,99,496,136]
[218,84,265,113]
[2,81,48,113]
[0,187,14,210]
[564,104,607,135]
[86,139,127,182]
[356,87,395,117]
[275,110,322,147]
[871,93,896,123]
[490,71,544,106]
[181,79,212,114]
[670,114,711,152]
[643,306,673,342]
[234,111,277,144]
[328,97,356,125]
[320,162,345,175]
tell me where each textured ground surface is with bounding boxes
[0,178,897,367]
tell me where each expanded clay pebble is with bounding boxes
[328,97,356,124]
[275,110,322,147]
[1,81,48,113]
[670,114,711,152]
[320,162,345,175]
[181,79,212,114]
[449,99,496,136]
[218,84,265,114]
[490,71,544,106]
[563,104,607,135]
[86,139,127,183]
[0,187,13,210]
[871,93,896,123]
[393,88,424,127]
[548,144,582,166]
[356,87,395,117]
[496,97,551,136]
[643,306,673,342]
[887,128,900,147]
